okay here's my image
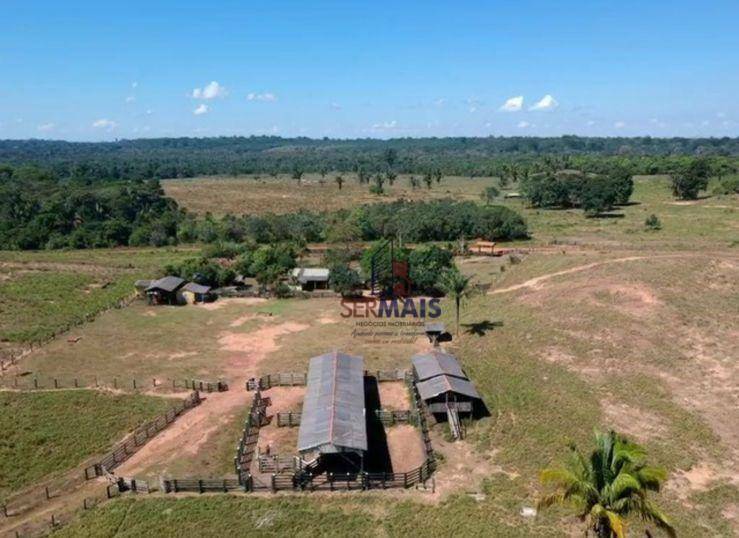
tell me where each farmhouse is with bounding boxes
[291,267,330,291]
[145,276,186,305]
[297,351,367,470]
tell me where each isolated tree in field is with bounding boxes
[581,176,618,217]
[357,168,369,185]
[438,267,472,336]
[386,170,397,186]
[423,172,433,189]
[329,264,362,297]
[671,158,710,200]
[291,164,304,184]
[480,185,500,205]
[645,214,662,231]
[335,175,344,190]
[319,166,328,180]
[409,176,420,190]
[371,174,386,194]
[538,430,675,538]
[434,168,443,184]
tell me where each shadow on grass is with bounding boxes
[462,320,504,337]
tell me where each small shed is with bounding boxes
[469,240,496,255]
[145,276,186,305]
[411,350,481,415]
[297,351,366,468]
[424,322,446,346]
[134,279,151,297]
[291,267,330,291]
[182,282,212,304]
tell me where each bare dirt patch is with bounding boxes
[200,297,267,311]
[386,425,426,472]
[601,401,668,442]
[378,382,410,410]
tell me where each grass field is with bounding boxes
[0,390,172,500]
[164,173,739,249]
[0,247,198,352]
[2,176,738,537]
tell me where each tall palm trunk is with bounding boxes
[455,296,460,336]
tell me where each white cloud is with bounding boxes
[125,95,136,104]
[37,123,55,132]
[193,104,209,115]
[499,95,523,112]
[716,111,726,119]
[330,102,342,110]
[434,98,447,107]
[701,120,710,127]
[371,120,397,131]
[92,118,118,130]
[246,92,277,102]
[145,109,153,116]
[517,121,531,128]
[529,94,559,111]
[614,121,626,129]
[132,81,138,89]
[192,81,226,100]
[586,120,596,126]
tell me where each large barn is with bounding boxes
[297,351,367,470]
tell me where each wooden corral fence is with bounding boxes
[84,390,201,478]
[374,409,418,426]
[276,411,302,427]
[0,374,227,393]
[161,478,244,493]
[234,391,270,480]
[257,453,300,473]
[246,372,306,391]
[366,369,409,382]
[246,370,408,391]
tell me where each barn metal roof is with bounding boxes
[416,374,481,400]
[183,282,211,294]
[411,350,467,382]
[291,267,330,284]
[297,351,367,454]
[145,276,185,293]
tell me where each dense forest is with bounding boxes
[1,136,738,181]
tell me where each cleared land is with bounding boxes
[0,390,172,500]
[163,173,500,216]
[2,180,738,537]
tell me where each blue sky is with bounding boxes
[1,0,738,140]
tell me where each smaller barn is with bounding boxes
[182,282,213,304]
[411,350,482,438]
[291,267,330,291]
[297,351,366,470]
[145,276,186,305]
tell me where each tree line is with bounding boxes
[1,136,737,182]
[0,163,528,250]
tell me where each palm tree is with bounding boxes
[438,268,472,336]
[538,430,675,538]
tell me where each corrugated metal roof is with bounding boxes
[183,282,211,294]
[297,351,367,454]
[146,276,185,293]
[416,374,481,400]
[411,350,467,382]
[291,267,330,284]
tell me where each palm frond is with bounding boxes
[605,510,626,538]
[633,465,668,491]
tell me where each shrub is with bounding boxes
[671,158,710,200]
[645,214,662,231]
[329,264,363,297]
[274,282,293,298]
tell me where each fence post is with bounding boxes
[54,378,58,389]
[113,377,117,389]
[34,377,38,389]
[45,486,51,500]
[133,379,137,390]
[198,480,203,494]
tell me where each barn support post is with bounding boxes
[271,474,276,493]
